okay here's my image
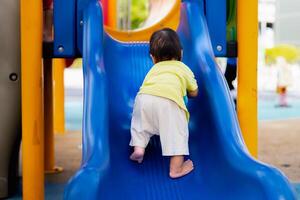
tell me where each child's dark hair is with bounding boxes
[149,28,183,62]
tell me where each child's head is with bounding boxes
[149,28,183,63]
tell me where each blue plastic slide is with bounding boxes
[64,1,296,199]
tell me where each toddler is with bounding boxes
[276,56,292,107]
[129,28,198,179]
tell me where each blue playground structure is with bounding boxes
[56,0,297,199]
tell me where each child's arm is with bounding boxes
[185,69,198,98]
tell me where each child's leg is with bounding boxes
[129,94,154,163]
[169,156,194,178]
[282,89,288,106]
[130,147,145,163]
[154,96,193,178]
[278,87,288,106]
[281,93,287,106]
[129,131,151,163]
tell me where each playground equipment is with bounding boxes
[56,0,296,199]
[0,0,64,198]
[0,0,294,199]
[142,0,178,28]
[0,0,21,197]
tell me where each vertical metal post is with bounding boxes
[44,59,55,172]
[20,0,44,198]
[237,0,258,157]
[53,59,65,135]
[44,59,63,173]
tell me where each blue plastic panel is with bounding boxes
[53,0,76,57]
[205,0,227,56]
[64,0,296,199]
[76,0,90,55]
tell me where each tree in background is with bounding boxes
[118,0,131,30]
[118,0,149,30]
[131,0,149,29]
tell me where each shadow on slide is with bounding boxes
[64,0,296,199]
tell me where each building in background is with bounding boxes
[258,0,300,92]
[258,0,276,69]
[259,0,300,47]
[259,0,276,48]
[275,0,300,46]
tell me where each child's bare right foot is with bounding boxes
[169,159,194,179]
[130,147,145,163]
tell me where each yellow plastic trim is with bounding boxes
[237,0,258,157]
[20,0,44,198]
[108,0,117,28]
[104,0,180,42]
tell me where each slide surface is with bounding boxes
[65,0,296,199]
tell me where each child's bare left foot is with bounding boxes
[169,159,194,178]
[130,147,145,163]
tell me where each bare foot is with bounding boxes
[169,159,194,179]
[130,147,145,163]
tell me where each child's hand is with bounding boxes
[187,89,198,98]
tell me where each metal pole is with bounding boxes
[44,59,63,173]
[237,0,258,157]
[53,59,66,135]
[20,0,44,198]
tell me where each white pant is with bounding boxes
[130,94,189,156]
